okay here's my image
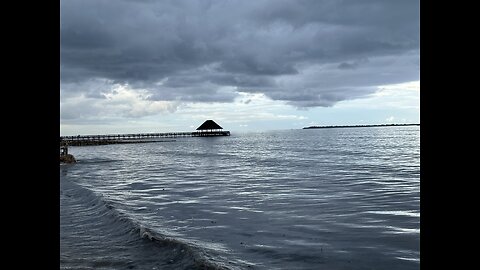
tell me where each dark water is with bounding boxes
[60,126,420,269]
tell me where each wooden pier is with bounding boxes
[60,130,230,145]
[60,120,230,146]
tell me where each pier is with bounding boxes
[60,131,230,145]
[60,120,230,146]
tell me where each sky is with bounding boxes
[60,0,419,135]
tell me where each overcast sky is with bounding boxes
[60,0,419,135]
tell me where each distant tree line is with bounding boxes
[303,123,420,129]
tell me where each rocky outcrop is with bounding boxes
[60,154,76,163]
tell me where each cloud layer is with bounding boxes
[61,0,419,119]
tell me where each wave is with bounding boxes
[74,158,123,164]
[60,173,233,270]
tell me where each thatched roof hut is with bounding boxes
[196,120,223,131]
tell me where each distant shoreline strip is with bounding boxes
[303,124,420,130]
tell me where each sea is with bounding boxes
[60,126,420,270]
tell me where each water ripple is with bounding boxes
[62,126,420,270]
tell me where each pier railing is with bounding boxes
[60,130,230,144]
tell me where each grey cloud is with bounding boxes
[61,0,419,110]
[338,62,357,70]
[207,74,275,88]
[235,51,419,106]
[60,79,116,100]
[147,85,237,103]
[338,58,369,70]
[265,86,375,108]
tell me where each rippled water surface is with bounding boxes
[60,126,420,269]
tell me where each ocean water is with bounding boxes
[60,126,420,270]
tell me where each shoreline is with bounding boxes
[303,123,420,130]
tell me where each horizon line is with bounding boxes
[302,123,420,129]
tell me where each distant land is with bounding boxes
[302,123,420,129]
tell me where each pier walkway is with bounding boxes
[60,131,230,145]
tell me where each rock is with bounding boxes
[60,154,76,163]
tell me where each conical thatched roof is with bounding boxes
[196,120,223,130]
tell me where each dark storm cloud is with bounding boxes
[61,0,419,108]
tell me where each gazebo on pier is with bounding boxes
[195,120,230,136]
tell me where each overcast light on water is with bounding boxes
[60,126,419,270]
